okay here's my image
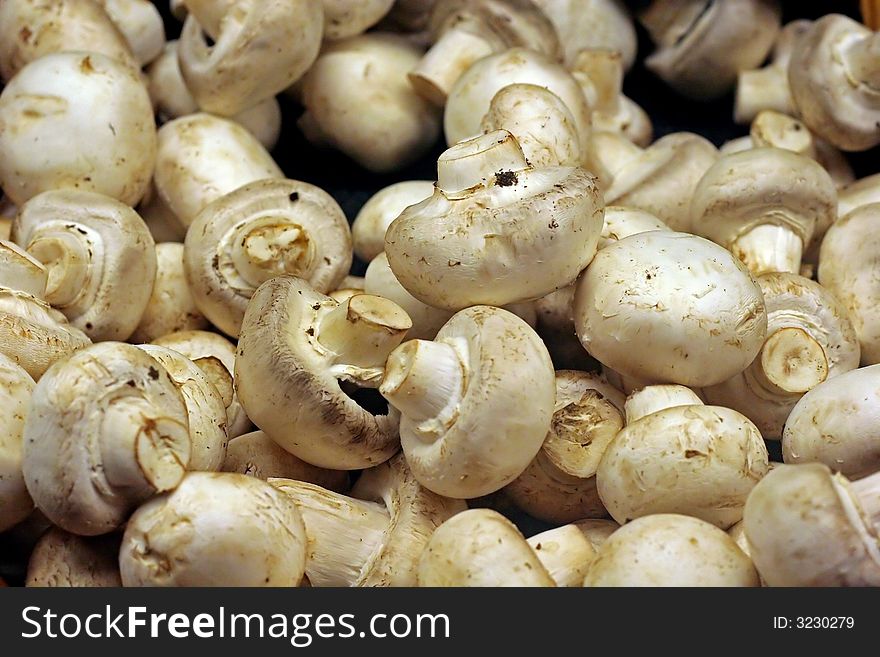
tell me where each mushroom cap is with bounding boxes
[300,33,440,173]
[130,243,209,343]
[819,203,880,364]
[583,513,760,586]
[222,430,349,492]
[705,272,860,439]
[444,48,592,157]
[418,508,555,586]
[743,463,880,586]
[782,365,880,478]
[573,231,768,387]
[0,51,156,207]
[597,404,769,528]
[352,180,435,263]
[788,15,880,151]
[322,0,395,40]
[838,173,880,218]
[179,0,323,116]
[0,352,35,532]
[527,523,597,587]
[575,518,619,552]
[690,147,837,257]
[184,178,352,338]
[151,329,251,439]
[13,189,157,341]
[235,276,403,470]
[22,342,191,535]
[120,472,308,586]
[391,306,555,498]
[641,0,781,100]
[26,527,121,587]
[99,0,165,66]
[137,344,229,473]
[154,113,283,229]
[599,205,669,248]
[0,0,138,82]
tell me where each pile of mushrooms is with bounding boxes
[1,1,880,590]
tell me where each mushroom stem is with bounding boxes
[849,473,880,529]
[624,385,703,423]
[750,111,817,158]
[845,32,880,91]
[730,223,803,275]
[408,28,494,106]
[436,130,528,197]
[26,229,94,307]
[317,295,412,368]
[749,326,828,394]
[0,241,47,298]
[230,220,314,288]
[735,67,791,124]
[572,50,623,113]
[380,339,465,427]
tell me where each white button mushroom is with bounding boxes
[299,33,441,173]
[385,130,604,311]
[98,0,165,66]
[574,231,768,387]
[704,272,860,440]
[838,173,880,218]
[782,365,880,478]
[352,180,435,263]
[321,0,395,40]
[0,352,35,532]
[236,276,412,470]
[788,14,880,151]
[22,342,191,535]
[26,528,121,587]
[153,113,283,231]
[743,463,880,586]
[120,472,308,586]
[527,524,598,587]
[418,508,555,586]
[271,454,465,587]
[409,0,560,106]
[151,329,251,439]
[222,430,349,492]
[13,189,157,341]
[0,52,156,207]
[0,240,91,379]
[380,305,555,498]
[505,370,625,524]
[597,386,769,528]
[178,0,323,117]
[0,0,138,82]
[576,518,619,552]
[638,0,782,100]
[184,178,352,338]
[818,203,880,364]
[583,514,760,586]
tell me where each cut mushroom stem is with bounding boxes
[754,327,828,394]
[408,29,494,105]
[731,223,804,275]
[318,294,412,369]
[750,111,817,158]
[436,130,528,196]
[624,384,704,423]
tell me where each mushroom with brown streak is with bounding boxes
[528,524,598,587]
[584,514,760,586]
[236,276,411,470]
[408,0,560,106]
[0,352,35,532]
[222,430,349,492]
[596,385,769,528]
[788,14,880,151]
[819,204,880,364]
[21,342,191,535]
[782,364,880,479]
[380,305,555,498]
[152,329,251,439]
[26,528,121,587]
[0,52,156,207]
[13,189,157,342]
[638,0,781,100]
[704,272,860,440]
[385,130,604,311]
[98,0,165,66]
[573,231,768,388]
[0,240,91,380]
[690,148,837,276]
[352,180,435,263]
[184,178,352,339]
[504,370,625,524]
[743,462,880,586]
[120,472,308,586]
[178,0,322,117]
[299,33,441,173]
[271,454,464,587]
[418,509,555,586]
